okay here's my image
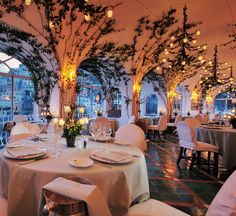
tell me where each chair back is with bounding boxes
[158,114,168,131]
[176,121,197,150]
[193,114,202,123]
[94,117,110,128]
[115,124,146,151]
[13,115,27,123]
[184,118,201,128]
[201,114,209,124]
[206,171,236,216]
[174,115,183,125]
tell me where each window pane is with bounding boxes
[146,94,158,115]
[14,78,34,118]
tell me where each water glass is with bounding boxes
[102,125,112,143]
[89,121,102,143]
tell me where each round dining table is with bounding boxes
[0,137,149,216]
[196,125,236,170]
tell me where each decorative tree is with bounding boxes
[156,5,206,118]
[78,57,129,111]
[0,0,119,115]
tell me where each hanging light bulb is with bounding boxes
[164,49,169,55]
[168,65,172,68]
[181,60,186,65]
[156,66,161,71]
[162,58,167,63]
[107,9,113,18]
[224,62,228,65]
[196,30,201,36]
[183,37,188,43]
[201,59,205,63]
[198,56,203,61]
[25,0,31,5]
[223,73,226,76]
[84,14,91,21]
[192,39,197,44]
[49,21,54,29]
[171,36,175,40]
[199,80,203,84]
[203,45,207,50]
[170,43,174,47]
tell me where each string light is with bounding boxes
[192,39,197,44]
[107,9,113,18]
[156,66,161,71]
[196,30,201,36]
[164,49,169,55]
[170,43,174,47]
[171,36,175,40]
[183,37,188,43]
[198,56,203,61]
[25,0,31,5]
[181,60,186,65]
[162,58,167,63]
[84,14,91,21]
[202,45,207,50]
[49,21,54,29]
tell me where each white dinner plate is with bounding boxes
[4,148,47,160]
[36,134,52,140]
[6,143,24,149]
[114,140,130,145]
[69,158,94,168]
[88,136,113,142]
[90,150,133,164]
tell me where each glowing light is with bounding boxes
[225,62,228,65]
[191,90,199,101]
[64,105,71,113]
[183,37,188,43]
[168,90,177,99]
[196,30,201,36]
[59,119,65,127]
[206,94,213,104]
[25,0,31,5]
[49,21,54,29]
[170,43,174,47]
[53,118,59,125]
[78,106,85,114]
[203,45,207,50]
[192,39,197,44]
[181,61,186,65]
[107,9,113,18]
[171,36,175,40]
[198,56,203,61]
[133,83,141,93]
[164,49,169,55]
[156,66,161,71]
[84,14,91,21]
[162,58,167,63]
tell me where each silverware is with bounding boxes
[18,155,49,165]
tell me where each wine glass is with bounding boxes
[102,125,112,144]
[89,121,102,144]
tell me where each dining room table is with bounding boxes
[0,136,149,216]
[196,125,236,170]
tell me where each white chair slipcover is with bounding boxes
[13,115,27,123]
[184,118,201,129]
[176,121,219,170]
[148,114,168,131]
[0,195,7,216]
[206,171,236,216]
[115,124,147,151]
[127,199,189,216]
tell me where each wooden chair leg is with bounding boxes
[214,152,218,169]
[163,130,167,139]
[208,152,211,164]
[177,147,184,165]
[157,131,161,140]
[189,151,196,171]
[183,148,187,156]
[197,151,201,165]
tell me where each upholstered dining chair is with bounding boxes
[13,115,28,123]
[201,114,209,124]
[206,171,236,216]
[148,114,168,139]
[115,124,147,151]
[193,114,202,123]
[176,121,219,170]
[0,195,7,216]
[167,114,183,127]
[184,118,201,129]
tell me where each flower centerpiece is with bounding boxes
[60,104,88,147]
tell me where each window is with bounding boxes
[214,92,236,113]
[76,70,103,118]
[0,53,35,144]
[146,94,158,115]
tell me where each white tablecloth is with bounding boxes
[196,126,236,170]
[0,139,149,216]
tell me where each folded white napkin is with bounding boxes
[39,177,111,216]
[92,150,132,162]
[6,147,45,158]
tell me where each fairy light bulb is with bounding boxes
[181,60,186,65]
[171,36,175,40]
[25,0,31,5]
[183,37,188,43]
[192,39,197,44]
[168,65,172,68]
[84,14,91,21]
[49,21,54,29]
[164,49,169,55]
[198,56,203,61]
[203,45,207,50]
[107,9,113,18]
[196,30,201,36]
[162,58,167,63]
[170,43,174,47]
[225,62,228,65]
[156,66,161,71]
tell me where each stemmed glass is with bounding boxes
[102,125,112,144]
[89,121,102,144]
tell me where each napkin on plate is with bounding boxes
[39,177,111,216]
[92,150,132,162]
[6,147,46,158]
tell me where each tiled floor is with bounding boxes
[146,134,229,216]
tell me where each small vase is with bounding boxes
[66,136,76,147]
